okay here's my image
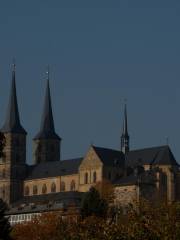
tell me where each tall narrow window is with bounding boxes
[51,182,56,193]
[93,171,97,183]
[33,185,38,195]
[70,180,76,191]
[60,182,65,191]
[84,172,88,184]
[25,186,30,196]
[42,184,47,194]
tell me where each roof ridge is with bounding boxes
[93,145,122,153]
[129,145,168,153]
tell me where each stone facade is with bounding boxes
[0,66,180,210]
[0,133,26,204]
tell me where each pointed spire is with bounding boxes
[1,61,26,134]
[123,103,128,137]
[121,102,129,154]
[34,68,60,140]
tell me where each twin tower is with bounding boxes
[1,64,61,167]
[1,64,130,166]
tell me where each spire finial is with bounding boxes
[166,136,169,145]
[46,65,50,81]
[12,58,16,72]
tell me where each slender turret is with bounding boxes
[121,103,129,154]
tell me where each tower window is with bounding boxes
[51,182,56,193]
[33,185,38,195]
[42,184,47,194]
[108,172,111,180]
[70,180,76,191]
[24,186,30,196]
[84,172,88,184]
[93,171,97,183]
[60,182,65,191]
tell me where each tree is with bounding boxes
[80,187,108,219]
[94,179,114,204]
[0,132,5,158]
[0,199,12,240]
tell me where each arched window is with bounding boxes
[60,181,65,191]
[84,172,88,184]
[33,185,38,195]
[93,171,97,183]
[42,184,47,194]
[51,182,56,193]
[2,169,5,178]
[25,186,30,196]
[70,180,76,191]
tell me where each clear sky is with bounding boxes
[0,0,180,164]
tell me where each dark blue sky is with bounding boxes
[0,0,180,163]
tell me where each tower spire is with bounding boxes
[34,69,60,140]
[1,62,26,134]
[121,102,129,154]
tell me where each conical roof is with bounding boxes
[34,79,60,140]
[1,65,26,134]
[122,103,129,138]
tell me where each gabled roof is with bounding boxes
[1,65,26,134]
[26,158,83,180]
[34,80,60,140]
[126,145,178,167]
[92,146,125,167]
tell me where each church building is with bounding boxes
[0,64,180,225]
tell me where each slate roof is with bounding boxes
[114,174,138,186]
[126,145,178,167]
[26,158,83,180]
[114,170,157,186]
[12,191,84,206]
[93,146,125,167]
[7,192,84,215]
[34,80,60,140]
[1,66,26,134]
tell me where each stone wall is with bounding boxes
[114,185,139,207]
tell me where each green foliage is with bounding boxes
[80,187,108,219]
[0,199,12,240]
